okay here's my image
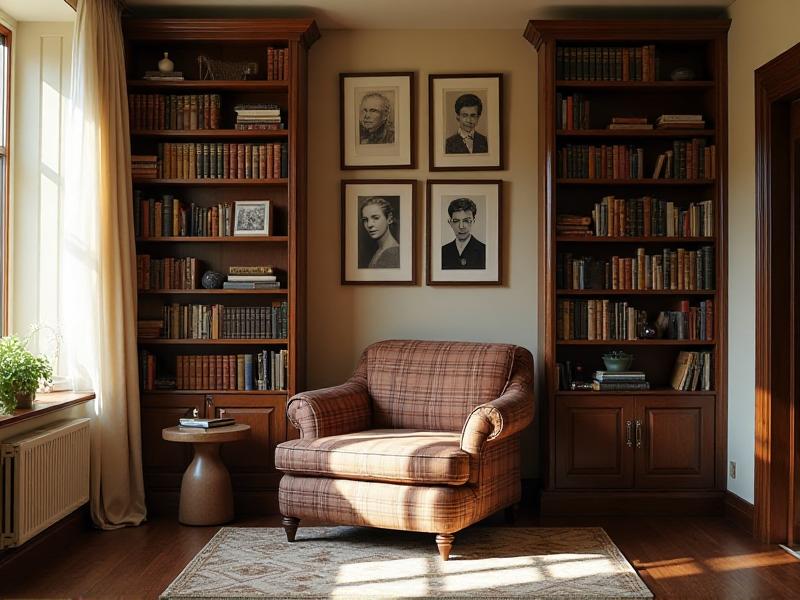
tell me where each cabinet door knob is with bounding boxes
[635,420,643,449]
[219,409,226,417]
[625,420,633,447]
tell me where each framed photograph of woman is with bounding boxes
[341,180,417,285]
[340,72,416,169]
[427,180,502,285]
[428,74,503,171]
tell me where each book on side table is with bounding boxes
[179,417,235,429]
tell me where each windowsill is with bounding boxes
[0,391,95,429]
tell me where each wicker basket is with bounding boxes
[198,56,259,81]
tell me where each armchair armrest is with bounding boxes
[287,379,371,439]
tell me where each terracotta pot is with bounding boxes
[15,391,34,409]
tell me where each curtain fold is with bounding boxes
[61,0,146,528]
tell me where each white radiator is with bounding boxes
[1,418,90,549]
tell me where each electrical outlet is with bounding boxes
[729,461,737,479]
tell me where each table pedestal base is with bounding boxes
[179,442,233,526]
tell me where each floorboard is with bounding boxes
[1,511,798,598]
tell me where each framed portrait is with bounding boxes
[428,74,503,171]
[340,72,416,169]
[341,180,417,285]
[233,200,271,236]
[427,180,502,285]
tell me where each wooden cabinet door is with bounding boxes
[555,395,635,489]
[634,395,715,489]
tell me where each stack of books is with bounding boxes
[556,214,593,236]
[607,117,652,130]
[656,114,705,129]
[179,417,235,429]
[234,103,284,130]
[132,155,158,179]
[143,70,184,81]
[223,265,280,289]
[592,370,650,391]
[670,350,713,391]
[137,320,163,339]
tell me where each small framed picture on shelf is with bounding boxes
[233,201,271,236]
[427,180,502,285]
[429,74,503,171]
[341,180,417,285]
[340,72,415,169]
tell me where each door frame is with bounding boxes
[754,40,800,544]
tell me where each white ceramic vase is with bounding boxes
[158,52,174,73]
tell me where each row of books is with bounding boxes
[556,93,590,130]
[266,46,289,80]
[138,350,288,391]
[592,370,650,391]
[652,141,716,180]
[588,197,714,238]
[148,142,288,180]
[128,94,222,131]
[556,246,715,291]
[133,193,241,238]
[137,255,200,291]
[672,351,713,391]
[661,300,715,341]
[557,299,646,341]
[556,45,659,82]
[235,103,284,130]
[558,144,645,179]
[155,301,288,340]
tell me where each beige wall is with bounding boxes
[306,30,540,474]
[10,21,72,354]
[726,0,800,502]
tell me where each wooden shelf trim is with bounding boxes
[142,389,288,396]
[136,236,288,243]
[557,129,715,138]
[557,236,714,243]
[557,178,715,185]
[131,129,289,139]
[556,339,715,346]
[132,178,288,186]
[138,289,287,295]
[138,338,288,345]
[556,389,716,396]
[556,289,715,295]
[555,80,715,90]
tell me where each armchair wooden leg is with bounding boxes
[435,533,455,561]
[282,516,300,542]
[504,503,519,525]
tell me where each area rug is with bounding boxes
[161,526,653,599]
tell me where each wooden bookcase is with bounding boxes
[525,19,730,514]
[124,18,319,515]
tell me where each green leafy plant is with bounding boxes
[0,335,53,414]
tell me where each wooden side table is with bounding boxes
[162,424,251,526]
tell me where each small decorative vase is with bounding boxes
[158,52,175,74]
[201,271,225,289]
[602,351,634,372]
[15,391,34,409]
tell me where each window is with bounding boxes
[0,25,9,334]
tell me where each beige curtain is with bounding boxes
[61,0,146,528]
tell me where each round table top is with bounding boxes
[162,423,251,443]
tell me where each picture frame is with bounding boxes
[427,180,503,285]
[340,72,416,169]
[428,73,503,171]
[233,200,271,236]
[341,180,417,285]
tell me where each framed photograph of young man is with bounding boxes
[427,180,502,285]
[429,74,503,171]
[340,73,416,169]
[341,180,417,285]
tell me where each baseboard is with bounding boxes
[540,490,724,516]
[723,491,754,534]
[145,488,279,518]
[0,503,91,571]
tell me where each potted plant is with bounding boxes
[0,335,53,414]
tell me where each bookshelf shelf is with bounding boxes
[138,338,289,345]
[136,236,289,243]
[556,80,715,90]
[557,129,715,138]
[131,129,289,139]
[127,79,289,92]
[527,18,729,512]
[556,289,716,296]
[132,178,289,186]
[126,17,317,515]
[557,178,715,186]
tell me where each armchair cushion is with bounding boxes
[276,429,470,486]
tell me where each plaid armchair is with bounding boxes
[275,340,534,560]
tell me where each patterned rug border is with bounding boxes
[161,526,653,600]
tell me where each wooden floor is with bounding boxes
[1,511,799,599]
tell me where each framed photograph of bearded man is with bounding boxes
[340,72,416,169]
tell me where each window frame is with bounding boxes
[0,23,10,336]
